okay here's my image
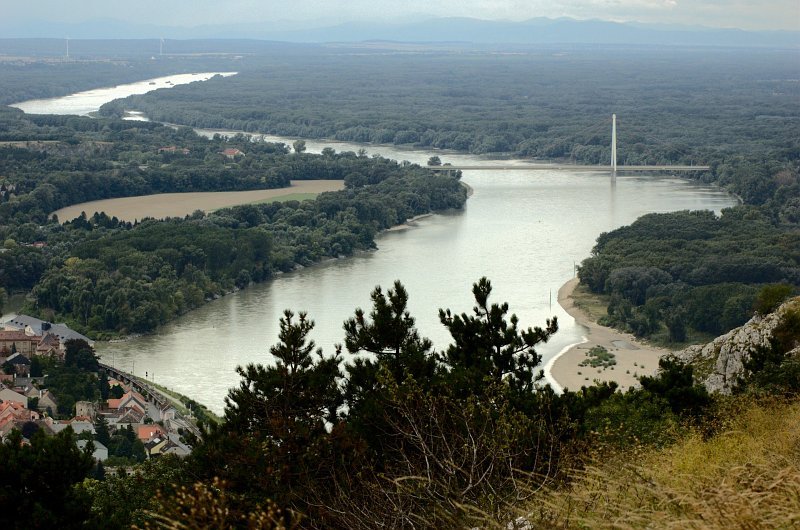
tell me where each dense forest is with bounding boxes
[113,48,800,170]
[0,107,466,337]
[578,208,800,343]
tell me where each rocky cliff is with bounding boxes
[675,297,800,394]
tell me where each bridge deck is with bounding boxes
[430,165,710,172]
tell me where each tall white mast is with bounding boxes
[66,37,70,60]
[160,38,164,56]
[611,113,617,172]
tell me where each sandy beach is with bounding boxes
[549,278,672,391]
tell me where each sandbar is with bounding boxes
[549,278,672,391]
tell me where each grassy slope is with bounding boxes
[511,399,800,529]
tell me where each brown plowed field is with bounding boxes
[52,180,344,222]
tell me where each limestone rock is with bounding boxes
[675,297,800,394]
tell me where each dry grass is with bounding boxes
[570,283,611,323]
[500,400,800,529]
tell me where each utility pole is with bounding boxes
[611,113,617,172]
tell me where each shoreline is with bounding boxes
[384,213,435,232]
[97,205,461,344]
[548,277,672,391]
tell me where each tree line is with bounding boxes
[578,208,800,343]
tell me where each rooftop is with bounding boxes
[4,315,93,345]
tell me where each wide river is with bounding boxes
[12,76,738,414]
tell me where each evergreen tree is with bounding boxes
[342,281,438,464]
[94,415,111,446]
[92,461,106,481]
[343,281,436,405]
[99,374,110,400]
[0,428,94,527]
[30,356,43,377]
[438,277,558,399]
[192,310,343,510]
[225,310,343,434]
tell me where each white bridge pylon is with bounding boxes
[611,113,617,172]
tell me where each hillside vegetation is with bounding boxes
[513,398,800,529]
[62,284,796,529]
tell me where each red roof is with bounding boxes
[137,424,166,441]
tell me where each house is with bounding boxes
[159,404,177,422]
[0,401,39,439]
[165,432,191,457]
[49,419,95,436]
[3,353,30,376]
[15,377,36,394]
[162,444,190,457]
[0,386,28,407]
[158,146,190,155]
[220,148,245,159]
[37,390,58,414]
[145,436,169,457]
[0,330,41,356]
[115,407,146,430]
[107,377,129,392]
[3,314,93,348]
[117,391,148,415]
[77,439,109,462]
[138,424,166,443]
[144,435,188,458]
[0,401,34,422]
[36,333,61,357]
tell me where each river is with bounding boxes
[9,72,237,116]
[11,76,738,415]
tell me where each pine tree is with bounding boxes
[344,281,436,405]
[94,414,111,446]
[196,310,343,508]
[438,277,558,398]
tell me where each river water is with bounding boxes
[11,77,738,414]
[9,72,237,116]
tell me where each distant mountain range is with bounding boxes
[1,16,797,48]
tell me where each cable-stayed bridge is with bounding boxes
[429,114,710,174]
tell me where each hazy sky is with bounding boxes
[5,0,799,31]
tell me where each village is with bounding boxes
[0,314,193,466]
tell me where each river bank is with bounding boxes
[548,278,671,391]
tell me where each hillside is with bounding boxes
[677,296,800,393]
